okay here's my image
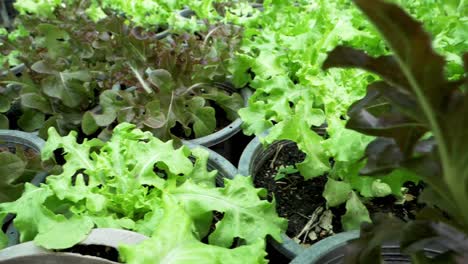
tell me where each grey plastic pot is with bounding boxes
[185,88,252,148]
[290,230,447,264]
[0,228,148,264]
[238,136,304,259]
[0,130,48,235]
[289,231,359,264]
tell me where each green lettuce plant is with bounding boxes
[12,0,260,31]
[0,122,286,261]
[230,0,413,232]
[323,0,468,262]
[0,2,243,141]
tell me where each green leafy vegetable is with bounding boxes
[232,0,429,230]
[323,178,352,208]
[0,123,286,261]
[1,2,244,141]
[13,0,260,30]
[0,144,45,203]
[120,195,268,264]
[274,165,298,181]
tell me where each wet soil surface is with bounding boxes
[254,142,424,251]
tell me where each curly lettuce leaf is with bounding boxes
[120,195,268,264]
[170,176,287,247]
[0,123,285,256]
[13,0,258,30]
[0,184,94,249]
[263,106,329,180]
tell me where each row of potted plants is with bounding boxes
[0,0,467,263]
[0,1,280,263]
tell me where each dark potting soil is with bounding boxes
[254,142,424,247]
[58,244,119,262]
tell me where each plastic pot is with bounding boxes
[0,130,48,236]
[238,136,304,259]
[290,230,447,264]
[185,88,252,148]
[0,228,148,264]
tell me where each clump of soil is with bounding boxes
[254,141,424,247]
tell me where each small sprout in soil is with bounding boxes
[274,165,298,181]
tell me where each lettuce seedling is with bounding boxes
[323,0,468,262]
[0,123,286,261]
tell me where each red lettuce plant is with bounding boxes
[0,2,243,141]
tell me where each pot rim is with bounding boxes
[0,228,148,264]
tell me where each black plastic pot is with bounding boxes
[238,135,304,259]
[289,231,447,264]
[0,228,148,264]
[0,130,47,238]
